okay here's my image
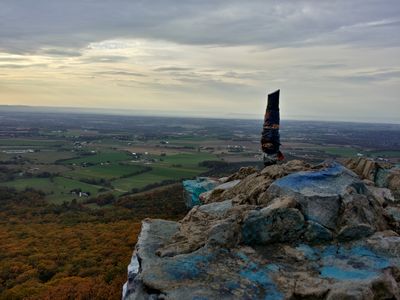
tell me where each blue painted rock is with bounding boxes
[267,163,366,230]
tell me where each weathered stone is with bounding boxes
[156,200,245,257]
[183,177,220,207]
[198,199,233,218]
[227,166,258,181]
[337,224,375,241]
[367,185,395,204]
[212,160,313,205]
[304,220,333,243]
[370,269,400,299]
[242,207,304,245]
[123,219,179,300]
[337,194,386,240]
[365,231,400,257]
[326,285,374,300]
[200,180,241,203]
[124,160,400,300]
[268,163,363,229]
[345,157,378,182]
[385,206,400,222]
[387,168,400,200]
[206,218,240,248]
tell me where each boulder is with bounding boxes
[304,221,333,243]
[337,194,386,240]
[205,160,313,205]
[183,177,219,208]
[367,185,395,205]
[156,200,244,257]
[123,160,400,300]
[226,166,258,181]
[123,219,179,300]
[242,206,304,245]
[267,163,363,229]
[200,180,241,203]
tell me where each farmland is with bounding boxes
[1,108,399,300]
[0,128,220,205]
[1,112,400,206]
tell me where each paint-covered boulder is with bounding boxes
[304,220,333,243]
[242,197,304,245]
[123,160,400,300]
[183,177,219,208]
[267,163,363,230]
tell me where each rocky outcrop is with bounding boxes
[123,160,400,300]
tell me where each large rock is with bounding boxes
[337,193,386,240]
[156,200,244,257]
[267,163,363,230]
[345,157,400,201]
[123,160,400,299]
[183,177,219,208]
[206,160,313,205]
[123,219,180,300]
[242,198,304,245]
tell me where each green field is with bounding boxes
[367,150,400,158]
[112,165,207,191]
[321,147,360,157]
[111,153,216,191]
[0,176,104,204]
[0,139,65,147]
[62,151,133,165]
[0,136,220,203]
[161,152,216,165]
[21,151,76,163]
[66,163,147,180]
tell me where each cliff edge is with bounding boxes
[123,159,400,299]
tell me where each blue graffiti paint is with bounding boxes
[183,178,218,207]
[273,163,345,190]
[296,244,319,261]
[166,254,212,280]
[320,266,378,280]
[320,245,390,280]
[237,252,283,300]
[239,268,283,300]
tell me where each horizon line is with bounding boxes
[0,104,399,125]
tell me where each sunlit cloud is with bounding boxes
[0,1,399,123]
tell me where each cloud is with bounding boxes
[0,63,48,69]
[332,69,400,83]
[153,67,193,72]
[79,55,130,63]
[0,57,29,62]
[95,71,146,77]
[0,0,399,54]
[40,48,82,57]
[0,1,399,123]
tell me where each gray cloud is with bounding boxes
[95,71,146,77]
[79,55,130,63]
[154,67,193,72]
[0,63,48,69]
[40,48,82,57]
[0,0,399,53]
[332,69,400,83]
[0,57,29,62]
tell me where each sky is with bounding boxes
[0,0,399,123]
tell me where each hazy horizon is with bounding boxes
[1,1,399,123]
[2,103,400,125]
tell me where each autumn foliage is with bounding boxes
[0,185,186,299]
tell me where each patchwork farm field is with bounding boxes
[65,163,147,180]
[0,135,219,205]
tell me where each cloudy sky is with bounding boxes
[0,0,399,122]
